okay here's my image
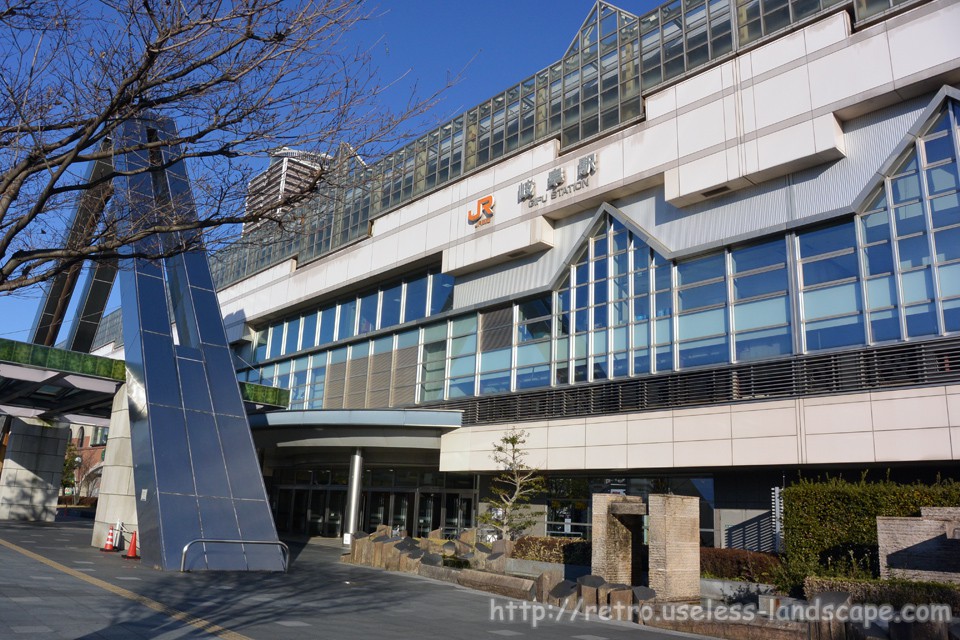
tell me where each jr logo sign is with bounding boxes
[467,195,495,228]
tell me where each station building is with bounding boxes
[91,0,960,548]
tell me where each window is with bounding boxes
[676,253,728,368]
[732,239,791,361]
[91,426,109,447]
[798,221,864,350]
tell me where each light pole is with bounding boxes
[74,455,82,506]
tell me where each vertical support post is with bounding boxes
[343,448,363,545]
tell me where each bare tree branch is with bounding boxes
[0,0,447,294]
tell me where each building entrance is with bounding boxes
[269,469,477,539]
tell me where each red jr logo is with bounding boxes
[467,195,495,227]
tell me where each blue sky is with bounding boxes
[0,0,660,345]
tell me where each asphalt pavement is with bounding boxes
[0,516,713,640]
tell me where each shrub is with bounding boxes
[804,576,960,610]
[701,547,781,583]
[513,536,591,566]
[782,475,960,578]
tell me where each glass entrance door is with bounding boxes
[365,491,390,531]
[416,491,441,537]
[391,492,414,536]
[274,488,294,533]
[444,492,474,536]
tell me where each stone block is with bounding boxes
[382,542,402,571]
[421,552,443,567]
[398,551,422,574]
[578,574,606,611]
[458,569,536,600]
[418,564,460,583]
[608,586,635,622]
[486,552,507,574]
[534,568,564,603]
[458,528,477,547]
[547,580,579,608]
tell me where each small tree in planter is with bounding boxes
[479,429,546,541]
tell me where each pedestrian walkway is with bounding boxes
[0,518,711,640]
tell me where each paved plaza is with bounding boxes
[0,517,711,640]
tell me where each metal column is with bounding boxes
[342,448,363,545]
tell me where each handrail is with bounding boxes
[180,538,290,572]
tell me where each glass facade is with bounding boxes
[237,101,960,410]
[209,0,876,292]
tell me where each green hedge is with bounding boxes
[513,536,591,566]
[782,476,960,577]
[804,576,960,610]
[701,547,781,583]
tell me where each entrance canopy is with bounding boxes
[248,409,461,451]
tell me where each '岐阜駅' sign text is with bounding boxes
[518,153,597,209]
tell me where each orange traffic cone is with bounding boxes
[100,526,117,552]
[122,531,140,560]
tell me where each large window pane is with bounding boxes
[284,317,300,354]
[798,222,855,257]
[678,336,727,367]
[430,273,455,315]
[318,307,336,345]
[517,341,551,366]
[870,309,900,342]
[806,315,864,350]
[732,239,786,272]
[866,276,896,309]
[678,307,726,340]
[733,268,787,299]
[803,282,861,319]
[863,244,893,276]
[940,263,960,297]
[898,235,931,269]
[905,303,938,337]
[337,300,356,340]
[268,322,283,359]
[404,277,428,323]
[736,326,791,361]
[678,281,726,310]
[935,227,960,263]
[380,284,403,328]
[803,253,858,286]
[301,313,318,350]
[861,211,891,244]
[901,269,933,304]
[358,292,378,334]
[931,193,960,228]
[894,202,925,236]
[677,253,724,284]
[734,297,788,331]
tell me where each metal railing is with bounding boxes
[180,539,290,572]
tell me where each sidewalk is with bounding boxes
[0,517,710,640]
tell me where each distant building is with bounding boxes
[243,147,325,235]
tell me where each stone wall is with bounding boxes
[648,494,700,602]
[591,493,645,585]
[878,507,960,583]
[0,420,69,521]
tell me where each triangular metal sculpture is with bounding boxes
[33,117,284,571]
